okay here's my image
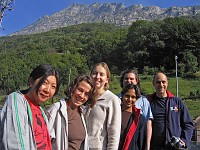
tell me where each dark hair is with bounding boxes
[121,84,141,99]
[90,62,111,90]
[64,74,95,100]
[28,64,60,95]
[120,69,140,88]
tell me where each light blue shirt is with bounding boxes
[135,95,153,120]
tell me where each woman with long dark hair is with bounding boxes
[0,64,60,150]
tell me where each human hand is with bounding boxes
[179,139,186,149]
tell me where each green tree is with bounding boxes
[181,51,198,73]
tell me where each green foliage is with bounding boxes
[121,17,200,73]
[143,66,159,75]
[109,75,121,95]
[0,50,88,94]
[109,75,200,120]
[110,74,200,99]
[182,71,200,79]
[0,19,200,119]
[0,23,128,94]
[180,51,198,73]
[193,71,200,78]
[0,73,199,120]
[1,18,200,75]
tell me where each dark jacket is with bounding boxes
[148,90,194,149]
[119,106,147,150]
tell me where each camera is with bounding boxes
[169,136,184,149]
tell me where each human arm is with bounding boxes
[138,96,153,150]
[107,96,121,150]
[46,103,58,140]
[46,101,65,140]
[0,92,36,150]
[179,100,194,148]
[143,97,153,150]
[146,119,152,150]
[46,100,68,150]
[138,115,148,150]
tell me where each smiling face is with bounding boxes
[153,72,168,98]
[123,72,138,87]
[27,75,57,104]
[91,65,109,91]
[122,88,137,112]
[70,80,92,109]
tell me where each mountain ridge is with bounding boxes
[11,3,200,35]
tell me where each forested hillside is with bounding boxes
[0,16,200,94]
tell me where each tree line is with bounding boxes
[0,16,199,94]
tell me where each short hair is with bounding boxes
[153,71,168,83]
[90,62,111,90]
[120,69,140,88]
[29,64,60,95]
[121,84,141,99]
[65,74,95,100]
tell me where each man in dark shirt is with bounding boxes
[147,72,194,150]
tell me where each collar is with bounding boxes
[166,90,174,98]
[150,90,174,100]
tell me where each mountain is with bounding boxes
[11,3,200,35]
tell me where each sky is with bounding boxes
[0,0,200,36]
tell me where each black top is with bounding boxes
[150,96,168,149]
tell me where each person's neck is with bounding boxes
[122,105,132,112]
[94,88,106,99]
[67,100,78,110]
[25,92,39,105]
[156,92,167,98]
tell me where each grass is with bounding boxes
[110,74,200,120]
[110,75,200,97]
[0,74,200,120]
[183,100,200,120]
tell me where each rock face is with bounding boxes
[12,3,200,35]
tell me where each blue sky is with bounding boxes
[0,0,200,36]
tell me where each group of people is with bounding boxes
[0,62,194,150]
[118,69,194,150]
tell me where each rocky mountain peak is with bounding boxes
[11,3,200,35]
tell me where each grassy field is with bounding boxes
[184,100,200,120]
[0,74,200,120]
[110,74,200,120]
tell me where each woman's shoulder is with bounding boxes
[8,91,23,97]
[104,90,119,98]
[103,90,121,104]
[47,98,67,111]
[5,91,26,105]
[137,95,150,104]
[1,92,28,116]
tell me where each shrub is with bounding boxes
[143,66,158,75]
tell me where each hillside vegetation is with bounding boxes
[0,18,199,93]
[110,74,200,120]
[0,16,200,119]
[0,74,199,120]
